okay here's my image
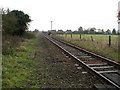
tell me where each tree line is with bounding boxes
[76,26,118,35]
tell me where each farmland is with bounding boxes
[55,34,119,62]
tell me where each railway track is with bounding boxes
[45,35,120,89]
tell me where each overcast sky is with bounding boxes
[0,0,119,31]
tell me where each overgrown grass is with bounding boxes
[23,32,36,39]
[2,32,36,55]
[2,34,38,88]
[55,34,119,61]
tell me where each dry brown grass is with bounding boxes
[2,34,24,55]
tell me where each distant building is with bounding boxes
[97,29,102,32]
[49,30,56,34]
[66,30,72,34]
[57,30,64,34]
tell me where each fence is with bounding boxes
[56,34,118,48]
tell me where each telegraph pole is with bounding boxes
[50,21,53,31]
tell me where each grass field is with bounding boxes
[55,34,119,62]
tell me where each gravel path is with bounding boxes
[27,34,103,88]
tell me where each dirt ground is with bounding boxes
[27,34,103,88]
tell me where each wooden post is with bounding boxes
[109,35,111,46]
[71,33,72,38]
[80,34,81,39]
[91,36,93,41]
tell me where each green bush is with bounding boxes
[23,32,35,39]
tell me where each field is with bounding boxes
[55,34,119,62]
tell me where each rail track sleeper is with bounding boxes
[88,58,95,60]
[75,54,88,56]
[92,66,114,69]
[87,63,108,66]
[83,61,103,63]
[74,64,79,67]
[82,72,87,74]
[80,56,91,58]
[77,67,82,69]
[98,70,119,74]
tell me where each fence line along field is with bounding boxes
[55,34,119,62]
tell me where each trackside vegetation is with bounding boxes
[2,36,37,88]
[55,34,119,62]
[2,9,38,88]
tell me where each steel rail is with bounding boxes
[45,36,120,89]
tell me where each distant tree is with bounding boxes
[89,28,96,34]
[84,30,89,34]
[0,8,10,15]
[33,29,39,33]
[78,26,83,34]
[112,28,116,35]
[106,29,111,34]
[73,31,79,34]
[102,29,104,34]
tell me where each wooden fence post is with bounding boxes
[71,34,72,38]
[80,34,81,39]
[91,36,93,41]
[109,35,111,46]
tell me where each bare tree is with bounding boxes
[78,26,83,33]
[0,8,10,15]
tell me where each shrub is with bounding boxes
[23,32,35,39]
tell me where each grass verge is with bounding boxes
[2,36,38,88]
